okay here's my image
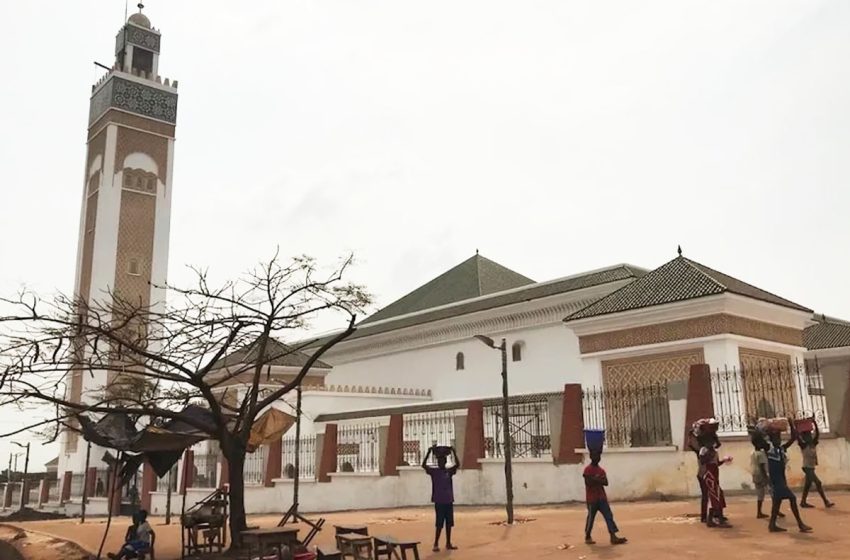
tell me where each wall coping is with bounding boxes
[478,457,552,464]
[271,478,318,484]
[327,472,382,479]
[573,446,678,454]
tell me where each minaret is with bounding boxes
[60,4,178,468]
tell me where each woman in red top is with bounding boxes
[583,449,627,546]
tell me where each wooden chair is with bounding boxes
[335,533,372,560]
[316,547,341,560]
[278,503,325,548]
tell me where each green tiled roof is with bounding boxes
[804,315,850,350]
[361,254,535,324]
[212,338,332,370]
[564,256,811,321]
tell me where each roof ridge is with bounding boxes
[475,254,485,296]
[680,256,728,291]
[686,257,809,310]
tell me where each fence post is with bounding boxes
[317,424,338,483]
[3,483,12,508]
[60,471,72,504]
[555,384,584,464]
[667,380,689,450]
[685,364,715,444]
[264,441,282,488]
[382,415,404,476]
[85,467,97,498]
[179,450,194,493]
[38,479,49,508]
[141,460,157,511]
[462,401,485,469]
[217,455,230,489]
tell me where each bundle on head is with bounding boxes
[793,417,815,435]
[691,418,719,438]
[757,417,788,434]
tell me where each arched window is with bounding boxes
[512,342,523,362]
[456,352,465,371]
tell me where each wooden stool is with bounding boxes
[334,524,368,536]
[373,536,421,560]
[317,546,342,560]
[336,533,373,560]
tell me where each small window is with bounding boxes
[456,352,465,371]
[128,258,141,276]
[123,172,134,188]
[512,342,523,362]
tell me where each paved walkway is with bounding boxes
[6,492,850,559]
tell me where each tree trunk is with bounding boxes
[225,450,247,550]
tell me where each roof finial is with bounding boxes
[137,2,144,12]
[475,248,479,255]
[677,245,682,257]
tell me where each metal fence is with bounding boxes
[70,473,86,498]
[711,360,829,434]
[337,422,380,473]
[191,453,220,488]
[403,411,457,466]
[244,446,268,485]
[156,465,179,492]
[281,435,317,480]
[483,398,552,459]
[582,383,672,448]
[47,478,60,502]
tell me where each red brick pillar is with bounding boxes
[60,471,72,503]
[383,414,404,476]
[462,401,485,470]
[318,424,338,483]
[556,384,585,464]
[38,479,50,507]
[180,450,195,494]
[85,467,97,498]
[140,461,157,511]
[264,441,282,488]
[685,364,715,444]
[218,456,230,489]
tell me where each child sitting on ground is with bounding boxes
[108,509,154,559]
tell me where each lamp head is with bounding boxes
[473,335,496,349]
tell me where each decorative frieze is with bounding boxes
[115,25,161,54]
[90,76,178,125]
[579,314,803,354]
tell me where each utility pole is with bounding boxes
[81,442,92,523]
[165,467,173,525]
[498,338,514,524]
[11,442,30,511]
[473,335,515,524]
[293,384,303,516]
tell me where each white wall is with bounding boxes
[151,437,850,516]
[326,322,586,402]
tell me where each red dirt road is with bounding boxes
[7,492,850,559]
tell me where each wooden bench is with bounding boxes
[373,536,421,560]
[335,533,372,560]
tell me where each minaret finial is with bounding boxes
[138,2,144,12]
[677,245,682,257]
[475,248,479,256]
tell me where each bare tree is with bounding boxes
[0,252,370,543]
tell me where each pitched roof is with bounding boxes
[804,315,850,350]
[307,264,646,346]
[564,256,811,321]
[212,338,332,370]
[361,254,535,324]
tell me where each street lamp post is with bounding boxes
[12,442,30,511]
[473,335,514,525]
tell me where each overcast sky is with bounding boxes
[1,1,849,466]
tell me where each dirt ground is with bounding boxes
[4,492,850,559]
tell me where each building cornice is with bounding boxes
[323,280,633,364]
